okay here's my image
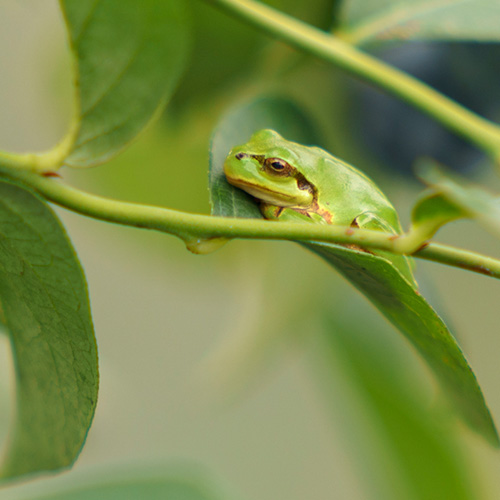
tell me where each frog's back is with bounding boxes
[246,131,402,232]
[302,149,401,231]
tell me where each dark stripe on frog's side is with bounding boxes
[289,172,333,224]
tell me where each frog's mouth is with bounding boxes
[226,176,303,207]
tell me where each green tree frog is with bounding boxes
[224,129,415,285]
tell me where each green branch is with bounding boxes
[416,243,500,279]
[0,131,75,173]
[2,167,500,280]
[201,0,500,160]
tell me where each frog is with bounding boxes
[220,129,500,445]
[223,128,416,286]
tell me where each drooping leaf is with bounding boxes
[209,96,499,445]
[336,0,500,45]
[414,160,500,238]
[0,180,98,479]
[59,0,189,167]
[308,241,498,445]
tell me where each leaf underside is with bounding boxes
[60,0,189,167]
[0,180,98,479]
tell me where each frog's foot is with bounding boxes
[353,212,417,286]
[260,203,329,224]
[353,212,396,233]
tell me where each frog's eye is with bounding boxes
[264,158,292,175]
[270,160,286,170]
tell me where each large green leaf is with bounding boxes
[307,241,497,445]
[209,96,499,445]
[59,0,189,167]
[336,0,500,45]
[0,180,98,479]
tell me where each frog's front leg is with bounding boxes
[353,212,417,287]
[261,203,328,224]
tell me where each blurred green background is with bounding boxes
[1,1,500,499]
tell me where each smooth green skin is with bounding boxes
[223,129,499,445]
[224,129,415,285]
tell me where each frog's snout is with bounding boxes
[235,152,248,160]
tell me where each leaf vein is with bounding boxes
[79,39,146,120]
[72,0,102,44]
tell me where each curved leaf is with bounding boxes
[60,0,189,167]
[411,190,466,240]
[414,160,500,238]
[0,180,98,479]
[308,241,498,445]
[336,0,500,45]
[209,97,499,445]
[24,472,226,500]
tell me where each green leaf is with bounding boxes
[411,190,466,241]
[0,180,98,479]
[308,241,498,446]
[315,306,478,500]
[209,95,320,218]
[414,160,500,238]
[209,97,499,445]
[23,472,226,500]
[336,0,500,45]
[60,0,189,167]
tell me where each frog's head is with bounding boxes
[223,129,315,208]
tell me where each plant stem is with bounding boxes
[2,167,500,280]
[0,132,75,173]
[415,243,500,279]
[0,167,404,250]
[201,0,500,160]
